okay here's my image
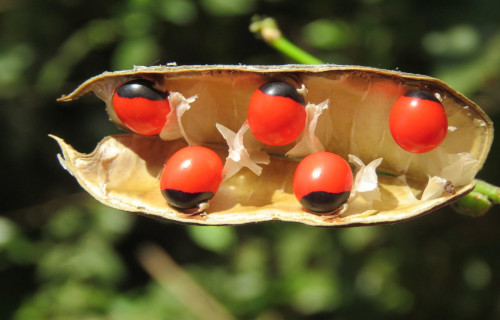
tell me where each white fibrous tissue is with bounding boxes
[195,201,210,214]
[439,152,478,187]
[159,92,199,145]
[348,155,383,206]
[399,175,450,204]
[286,100,329,158]
[216,121,270,179]
[420,176,449,201]
[392,175,451,206]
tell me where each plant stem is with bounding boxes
[451,190,492,217]
[473,179,500,203]
[271,37,324,64]
[452,180,500,217]
[250,17,324,64]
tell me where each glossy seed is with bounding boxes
[389,90,448,153]
[160,146,224,210]
[112,79,170,135]
[248,81,306,146]
[293,152,353,213]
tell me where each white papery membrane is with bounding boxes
[388,175,449,205]
[159,92,199,145]
[216,122,270,179]
[346,154,458,212]
[348,155,383,206]
[439,152,478,187]
[286,100,329,158]
[420,176,449,201]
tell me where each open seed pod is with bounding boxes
[53,64,493,227]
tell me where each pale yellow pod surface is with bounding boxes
[54,64,493,227]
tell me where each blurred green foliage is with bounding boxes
[1,0,500,319]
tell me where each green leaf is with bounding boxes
[187,226,237,253]
[112,37,159,70]
[302,19,353,50]
[201,0,255,16]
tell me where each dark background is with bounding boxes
[1,0,500,319]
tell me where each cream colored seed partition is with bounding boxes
[53,64,493,227]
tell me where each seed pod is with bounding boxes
[53,64,493,227]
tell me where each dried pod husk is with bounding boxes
[54,64,493,227]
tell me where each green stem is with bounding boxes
[250,17,323,64]
[451,180,500,217]
[451,190,492,217]
[270,37,324,65]
[472,179,500,203]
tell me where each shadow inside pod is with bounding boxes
[208,156,297,213]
